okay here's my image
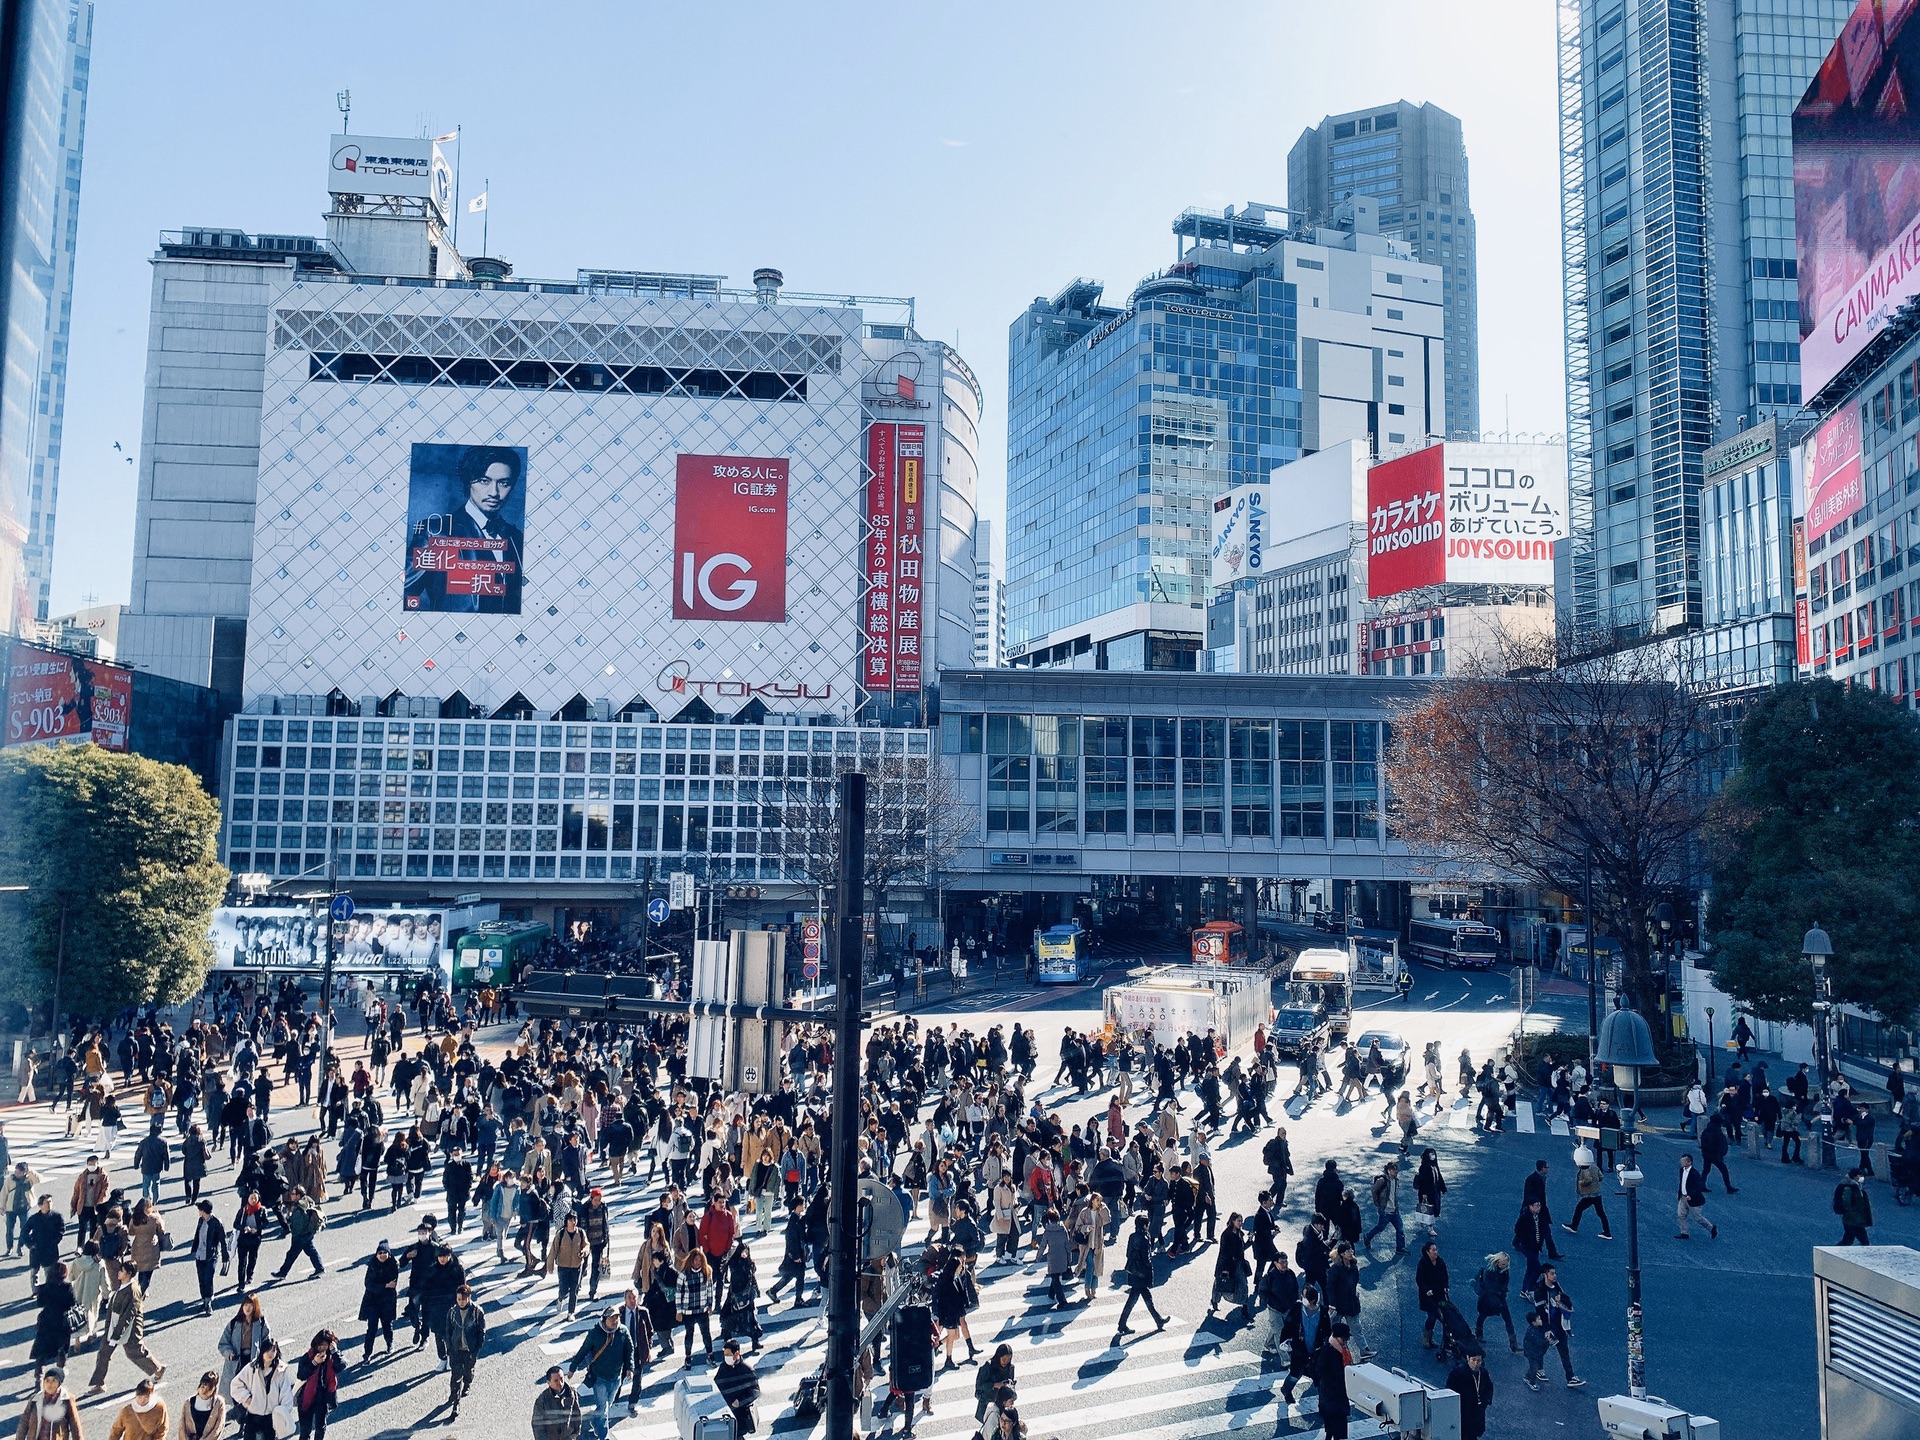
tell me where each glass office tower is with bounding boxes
[1558,0,1846,642]
[0,0,91,631]
[1290,100,1479,441]
[1005,253,1302,670]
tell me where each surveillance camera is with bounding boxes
[1596,1394,1719,1440]
[1614,1162,1644,1189]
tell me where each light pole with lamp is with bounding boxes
[1703,1005,1716,1095]
[1804,924,1834,1090]
[1596,999,1660,1401]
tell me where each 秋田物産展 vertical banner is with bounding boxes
[893,423,927,689]
[672,454,789,622]
[404,443,528,613]
[865,424,897,690]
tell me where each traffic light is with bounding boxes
[724,885,764,900]
[890,1303,935,1393]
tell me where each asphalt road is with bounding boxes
[0,961,1905,1440]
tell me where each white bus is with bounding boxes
[1288,947,1353,1039]
[1408,916,1503,970]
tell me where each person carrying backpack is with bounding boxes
[272,1188,325,1280]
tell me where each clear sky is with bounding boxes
[49,0,1563,615]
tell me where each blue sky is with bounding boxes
[50,0,1562,614]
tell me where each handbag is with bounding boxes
[1416,1200,1437,1217]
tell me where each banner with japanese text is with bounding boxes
[893,424,927,690]
[864,424,897,691]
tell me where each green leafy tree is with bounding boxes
[1708,679,1920,1025]
[0,745,228,1028]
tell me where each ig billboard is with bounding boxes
[1367,442,1568,601]
[1794,0,1920,399]
[5,642,131,750]
[673,454,789,622]
[1209,482,1270,589]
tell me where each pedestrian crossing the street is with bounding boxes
[423,1162,1341,1440]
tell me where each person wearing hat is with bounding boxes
[416,1245,467,1368]
[713,1340,760,1436]
[105,1378,167,1440]
[531,1367,582,1440]
[565,1309,633,1440]
[358,1240,399,1361]
[17,1368,82,1440]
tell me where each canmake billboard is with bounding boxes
[1367,442,1567,601]
[1794,0,1920,399]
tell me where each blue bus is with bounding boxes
[1034,923,1090,984]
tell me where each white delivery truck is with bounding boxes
[1104,965,1270,1053]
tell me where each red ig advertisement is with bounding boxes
[5,642,131,750]
[672,454,788,622]
[1366,446,1447,600]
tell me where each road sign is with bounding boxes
[454,891,483,907]
[741,1065,759,1088]
[647,897,670,924]
[329,894,355,923]
[670,871,694,911]
[857,1176,904,1261]
[803,919,822,943]
[803,959,820,980]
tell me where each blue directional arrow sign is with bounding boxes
[329,894,355,923]
[647,897,670,924]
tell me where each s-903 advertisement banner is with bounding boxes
[672,454,789,621]
[5,642,131,750]
[404,443,528,614]
[1795,0,1920,399]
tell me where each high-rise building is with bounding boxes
[0,0,91,633]
[117,135,982,730]
[1289,101,1479,441]
[971,518,1004,666]
[1557,0,1848,643]
[1006,201,1443,670]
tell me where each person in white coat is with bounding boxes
[229,1340,298,1440]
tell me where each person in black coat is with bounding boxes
[1278,1283,1332,1404]
[1446,1351,1495,1440]
[1262,1131,1294,1204]
[1416,1241,1451,1347]
[31,1262,76,1379]
[1209,1213,1251,1322]
[1294,1215,1332,1290]
[1315,1324,1355,1439]
[359,1237,400,1359]
[1313,1161,1344,1223]
[1520,1161,1563,1259]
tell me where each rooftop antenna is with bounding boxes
[336,89,351,134]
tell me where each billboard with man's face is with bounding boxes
[209,906,448,975]
[404,443,528,614]
[1795,0,1920,399]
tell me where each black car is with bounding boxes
[1266,1003,1330,1059]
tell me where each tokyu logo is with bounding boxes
[681,552,758,612]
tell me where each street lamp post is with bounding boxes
[1704,1006,1716,1094]
[1805,924,1834,1092]
[1597,1000,1660,1401]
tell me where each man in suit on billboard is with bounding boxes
[406,445,526,613]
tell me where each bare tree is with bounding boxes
[774,750,970,941]
[1384,628,1721,1023]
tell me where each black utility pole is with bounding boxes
[825,771,867,1440]
[1584,852,1599,1074]
[320,838,339,1064]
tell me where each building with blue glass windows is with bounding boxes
[0,0,91,634]
[1006,200,1445,671]
[1558,0,1848,643]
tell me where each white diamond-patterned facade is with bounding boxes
[239,273,980,721]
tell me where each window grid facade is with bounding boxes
[947,712,1381,846]
[224,718,933,882]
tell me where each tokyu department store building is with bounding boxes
[118,132,980,939]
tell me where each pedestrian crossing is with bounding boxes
[425,1164,1346,1440]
